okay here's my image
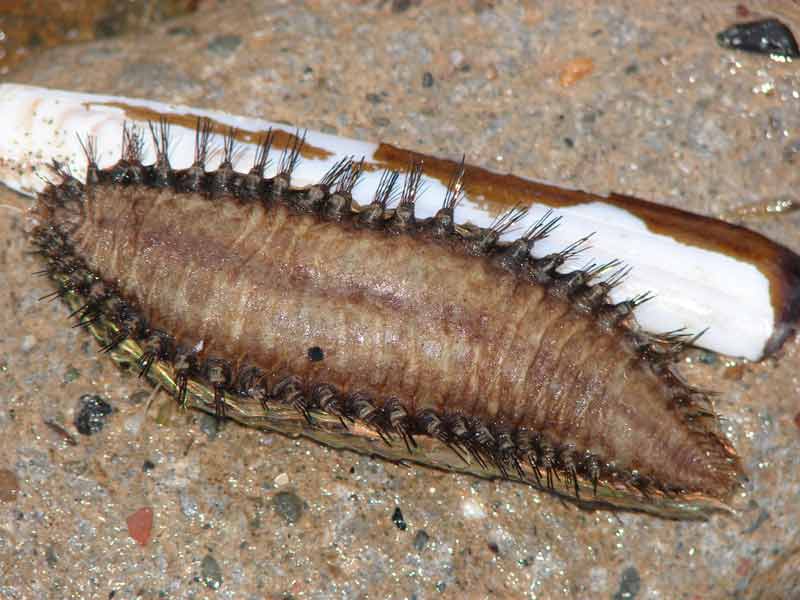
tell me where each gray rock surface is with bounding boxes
[1,1,799,598]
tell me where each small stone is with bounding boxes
[613,567,641,600]
[307,346,324,362]
[274,472,289,487]
[372,116,391,127]
[207,34,242,57]
[74,394,112,435]
[365,93,382,104]
[142,460,155,472]
[717,19,800,58]
[559,57,594,87]
[392,506,407,530]
[126,507,153,546]
[422,72,434,88]
[20,335,37,353]
[392,0,412,11]
[0,469,19,502]
[435,582,447,593]
[201,553,223,590]
[179,490,200,519]
[412,529,429,551]
[45,545,58,567]
[794,412,800,430]
[272,490,304,524]
[63,365,81,384]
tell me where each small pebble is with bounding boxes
[207,33,242,56]
[63,365,81,384]
[179,490,200,519]
[422,71,434,88]
[613,566,641,600]
[413,529,429,551]
[392,506,407,530]
[0,468,19,502]
[45,545,58,567]
[272,490,304,524]
[20,335,37,353]
[201,553,224,590]
[793,412,800,430]
[274,472,289,487]
[307,346,324,362]
[74,394,112,436]
[142,460,155,472]
[126,507,153,546]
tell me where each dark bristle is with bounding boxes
[321,157,355,190]
[121,123,145,164]
[336,157,365,196]
[76,134,100,185]
[558,233,594,263]
[278,129,306,177]
[522,209,561,244]
[490,205,528,238]
[221,127,238,166]
[147,118,172,187]
[373,169,401,209]
[400,160,424,207]
[359,169,399,227]
[442,156,466,212]
[209,127,240,198]
[390,161,424,231]
[474,205,529,254]
[193,117,213,167]
[251,129,274,177]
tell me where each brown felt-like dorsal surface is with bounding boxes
[30,122,741,514]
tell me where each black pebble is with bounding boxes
[422,71,434,88]
[142,460,156,472]
[717,18,800,58]
[307,346,324,362]
[392,506,407,530]
[74,394,113,436]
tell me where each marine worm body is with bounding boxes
[25,104,743,519]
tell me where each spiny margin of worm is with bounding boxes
[28,118,739,520]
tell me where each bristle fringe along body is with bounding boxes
[29,119,746,521]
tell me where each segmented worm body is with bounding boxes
[30,120,741,518]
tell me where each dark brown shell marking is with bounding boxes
[30,121,742,518]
